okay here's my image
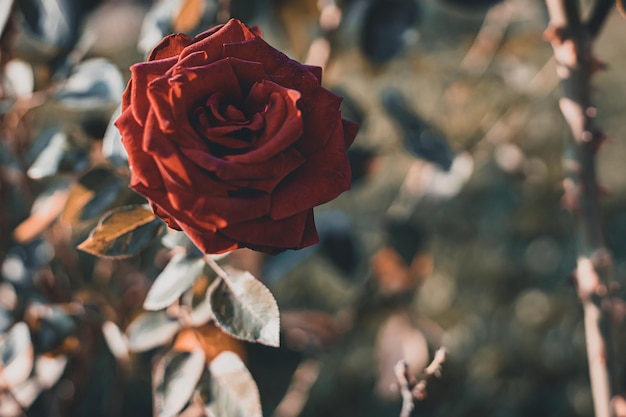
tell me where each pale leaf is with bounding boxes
[126,311,180,352]
[202,351,262,417]
[210,270,280,347]
[153,349,206,417]
[144,253,206,311]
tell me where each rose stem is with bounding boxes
[544,1,616,416]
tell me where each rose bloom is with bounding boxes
[116,19,358,254]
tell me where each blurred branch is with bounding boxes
[217,0,231,23]
[460,0,513,76]
[273,359,320,417]
[586,0,614,39]
[304,0,342,70]
[544,1,615,416]
[394,347,446,417]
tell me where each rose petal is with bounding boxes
[150,201,181,230]
[147,58,244,134]
[180,147,305,192]
[122,80,131,109]
[303,65,323,83]
[228,58,270,88]
[295,88,343,156]
[270,118,351,220]
[342,119,359,149]
[221,210,318,254]
[180,19,258,63]
[132,179,271,234]
[226,81,303,163]
[116,108,164,190]
[298,210,319,248]
[129,56,178,125]
[220,210,310,249]
[142,110,206,188]
[179,223,239,254]
[149,33,193,61]
[223,39,321,102]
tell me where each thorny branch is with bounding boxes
[394,347,446,417]
[544,1,615,416]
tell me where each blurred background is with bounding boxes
[1,0,626,416]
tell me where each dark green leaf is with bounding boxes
[62,166,132,226]
[55,58,125,111]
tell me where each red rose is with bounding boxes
[116,19,358,254]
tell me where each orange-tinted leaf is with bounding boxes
[78,205,163,259]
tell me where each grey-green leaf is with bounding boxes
[55,58,125,111]
[0,322,34,387]
[27,129,69,179]
[126,311,180,352]
[153,349,206,417]
[144,253,206,311]
[202,351,262,417]
[102,105,127,166]
[210,269,280,347]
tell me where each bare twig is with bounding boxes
[273,359,320,417]
[217,0,231,24]
[304,0,342,70]
[204,254,229,281]
[586,0,614,39]
[460,1,513,76]
[394,347,446,417]
[544,1,615,416]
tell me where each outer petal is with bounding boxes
[115,108,163,190]
[295,88,343,156]
[132,180,271,233]
[129,56,178,125]
[148,33,192,61]
[342,119,359,149]
[179,223,239,254]
[220,211,310,249]
[142,109,213,189]
[269,117,351,220]
[180,19,258,62]
[179,147,305,193]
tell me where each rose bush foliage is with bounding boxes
[116,19,358,254]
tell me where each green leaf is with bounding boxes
[210,269,280,347]
[201,351,262,417]
[77,205,164,259]
[0,322,34,387]
[144,253,206,311]
[126,311,180,352]
[153,349,205,417]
